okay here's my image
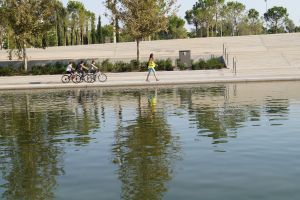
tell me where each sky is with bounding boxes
[61,0,300,27]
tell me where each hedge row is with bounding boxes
[0,57,225,76]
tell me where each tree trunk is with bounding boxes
[215,12,218,36]
[136,38,140,64]
[220,23,223,37]
[71,29,74,45]
[80,29,83,45]
[22,45,28,71]
[116,17,120,43]
[195,23,199,37]
[85,23,89,45]
[206,23,210,37]
[113,19,116,44]
[56,14,62,46]
[64,26,67,46]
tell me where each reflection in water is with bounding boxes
[0,90,101,199]
[265,98,289,125]
[0,82,297,199]
[112,89,181,200]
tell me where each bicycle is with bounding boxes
[74,71,91,83]
[85,70,107,83]
[61,73,77,83]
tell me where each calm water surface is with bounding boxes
[0,82,300,200]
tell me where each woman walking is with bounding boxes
[146,53,159,82]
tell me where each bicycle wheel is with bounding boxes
[75,74,83,83]
[84,74,94,83]
[98,73,107,82]
[61,74,70,83]
[71,74,77,84]
[89,74,96,83]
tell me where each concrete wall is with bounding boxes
[1,33,299,74]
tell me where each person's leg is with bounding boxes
[146,69,151,81]
[153,68,159,81]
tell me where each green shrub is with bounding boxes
[114,61,129,72]
[177,62,188,70]
[0,57,225,76]
[0,65,26,76]
[155,59,173,71]
[192,59,206,70]
[0,66,15,76]
[101,59,114,72]
[206,58,225,69]
[31,62,65,75]
[191,57,225,70]
[129,60,141,71]
[140,61,149,72]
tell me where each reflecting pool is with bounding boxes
[0,82,300,200]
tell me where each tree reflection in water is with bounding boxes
[177,86,263,145]
[0,84,292,199]
[112,89,181,200]
[0,90,101,200]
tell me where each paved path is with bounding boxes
[1,69,300,90]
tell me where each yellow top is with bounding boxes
[148,60,156,69]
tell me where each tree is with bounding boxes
[222,1,245,36]
[0,2,7,49]
[158,15,187,39]
[84,10,93,44]
[214,0,225,36]
[90,13,97,44]
[247,8,263,35]
[185,0,224,38]
[96,16,104,43]
[105,0,120,43]
[102,24,114,43]
[53,0,66,46]
[185,1,212,38]
[185,7,202,37]
[2,0,56,71]
[108,0,176,62]
[284,17,295,33]
[264,6,288,34]
[67,1,86,45]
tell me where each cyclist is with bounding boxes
[89,60,98,74]
[76,61,88,75]
[66,62,74,75]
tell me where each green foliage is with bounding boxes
[156,59,174,71]
[31,62,65,75]
[223,1,246,36]
[0,66,18,76]
[264,6,288,33]
[2,0,57,70]
[157,15,188,39]
[100,59,114,72]
[177,62,188,71]
[0,57,225,76]
[185,0,225,38]
[192,57,225,70]
[100,59,142,72]
[107,0,176,61]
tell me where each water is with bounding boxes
[0,82,300,200]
